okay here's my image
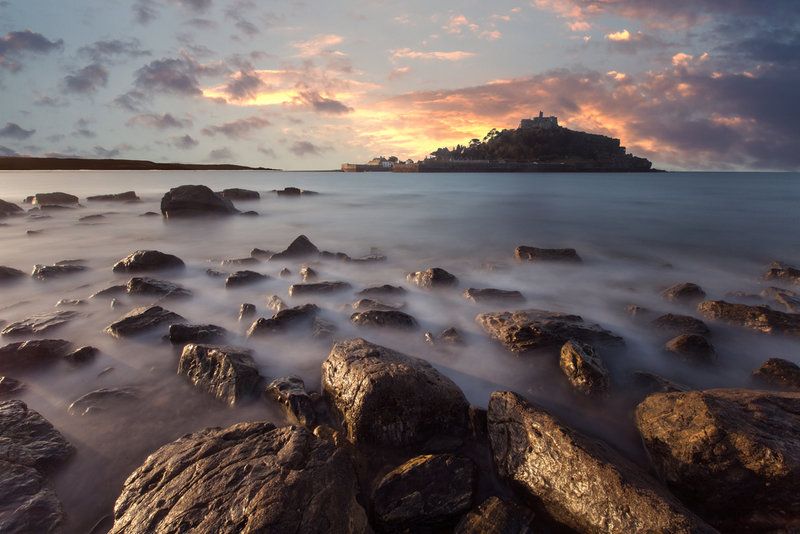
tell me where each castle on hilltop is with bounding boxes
[520,111,558,130]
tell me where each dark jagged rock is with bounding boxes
[265,376,316,426]
[651,313,710,336]
[274,186,318,196]
[455,496,535,534]
[661,282,706,303]
[321,338,469,447]
[160,184,239,217]
[372,454,476,530]
[279,267,291,277]
[560,340,609,396]
[105,306,184,338]
[1,310,79,337]
[31,263,87,280]
[64,345,98,365]
[0,198,23,217]
[168,323,228,344]
[476,309,623,354]
[90,284,126,298]
[764,260,800,285]
[489,391,715,534]
[0,460,64,533]
[0,399,74,468]
[463,287,525,304]
[177,344,261,405]
[109,424,368,534]
[514,246,581,263]
[250,247,273,259]
[216,187,260,200]
[68,387,140,416]
[0,266,26,282]
[225,270,267,288]
[631,371,688,394]
[28,192,79,205]
[0,376,24,396]
[635,389,800,531]
[438,327,464,344]
[300,265,318,281]
[112,250,185,273]
[266,294,287,312]
[697,300,800,335]
[270,235,319,261]
[220,256,259,266]
[238,303,256,321]
[356,284,407,297]
[752,358,800,390]
[350,309,418,329]
[760,286,800,312]
[247,304,319,337]
[407,267,458,289]
[86,191,139,202]
[664,334,716,364]
[0,340,72,371]
[126,277,190,298]
[289,281,351,296]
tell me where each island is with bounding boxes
[0,156,275,171]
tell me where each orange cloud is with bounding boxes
[391,48,476,61]
[606,29,631,41]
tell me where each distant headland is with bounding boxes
[343,112,657,172]
[0,156,276,171]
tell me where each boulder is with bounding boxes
[112,250,185,273]
[160,185,239,217]
[216,188,260,200]
[760,286,800,312]
[0,376,24,396]
[0,266,26,282]
[488,391,715,534]
[250,247,272,259]
[31,263,87,280]
[476,309,623,354]
[635,389,800,531]
[64,346,98,365]
[265,376,316,426]
[238,303,256,321]
[109,424,369,534]
[321,338,469,447]
[0,340,72,371]
[661,282,706,303]
[86,191,139,202]
[372,454,476,530]
[763,261,800,285]
[90,284,126,298]
[1,310,78,337]
[105,306,184,338]
[300,265,318,281]
[28,192,79,206]
[0,399,74,469]
[664,334,716,364]
[651,313,710,336]
[351,298,403,312]
[279,267,291,277]
[559,340,609,396]
[697,300,800,335]
[126,277,190,298]
[68,387,140,416]
[225,270,267,288]
[269,235,319,261]
[463,288,525,304]
[752,358,800,390]
[177,344,261,405]
[357,285,406,297]
[407,267,458,289]
[288,281,351,296]
[455,496,535,534]
[247,304,319,337]
[0,460,64,533]
[266,294,287,312]
[0,199,23,217]
[274,186,318,196]
[168,323,227,344]
[350,310,417,330]
[514,246,581,263]
[426,327,464,345]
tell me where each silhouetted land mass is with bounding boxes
[0,156,275,171]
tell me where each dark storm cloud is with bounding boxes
[78,39,150,64]
[133,56,224,96]
[201,116,270,138]
[127,113,192,129]
[0,30,63,72]
[170,134,199,149]
[297,90,353,114]
[0,122,35,139]
[289,140,328,157]
[63,63,109,94]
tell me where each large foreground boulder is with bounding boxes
[112,250,185,273]
[109,423,369,533]
[636,389,800,531]
[321,338,469,448]
[696,300,800,336]
[177,344,261,405]
[160,185,239,217]
[476,309,623,354]
[488,391,715,534]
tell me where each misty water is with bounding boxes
[1,170,799,532]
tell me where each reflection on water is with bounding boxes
[0,170,799,532]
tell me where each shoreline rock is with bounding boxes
[407,267,458,289]
[112,250,185,273]
[160,184,239,217]
[514,246,581,263]
[177,344,261,405]
[105,306,184,338]
[697,300,800,336]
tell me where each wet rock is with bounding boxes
[351,298,403,312]
[1,310,79,337]
[438,327,464,344]
[105,306,184,338]
[220,256,259,266]
[266,294,287,312]
[514,246,581,263]
[26,229,43,236]
[489,391,714,534]
[31,263,87,280]
[178,344,261,405]
[321,338,469,447]
[631,371,688,394]
[455,496,535,534]
[651,313,710,336]
[752,358,800,390]
[274,186,318,196]
[269,235,319,261]
[247,304,319,337]
[79,214,106,221]
[55,298,85,307]
[661,282,706,303]
[764,260,800,285]
[300,265,318,281]
[112,250,185,273]
[250,247,273,259]
[664,334,716,364]
[0,399,74,468]
[0,460,64,533]
[373,453,476,530]
[64,346,99,365]
[0,266,26,282]
[311,317,337,341]
[761,286,800,312]
[205,268,226,278]
[238,303,256,321]
[241,210,259,216]
[28,192,79,206]
[463,288,525,304]
[356,284,407,297]
[697,300,800,335]
[0,340,72,371]
[560,340,609,396]
[289,280,351,296]
[0,198,23,217]
[90,284,126,299]
[0,376,24,396]
[160,184,239,217]
[225,270,267,288]
[139,211,158,217]
[109,424,368,534]
[216,187,260,200]
[68,387,140,416]
[476,309,623,354]
[407,267,458,289]
[279,267,291,277]
[350,310,418,329]
[168,323,228,344]
[126,277,190,298]
[86,191,139,202]
[635,388,800,531]
[265,376,316,426]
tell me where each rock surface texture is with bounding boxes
[559,340,609,395]
[105,306,184,338]
[160,185,239,217]
[177,344,261,405]
[514,246,581,262]
[112,250,185,273]
[454,496,535,534]
[407,267,458,289]
[752,358,800,390]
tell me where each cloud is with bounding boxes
[257,146,276,158]
[222,70,267,100]
[0,145,19,156]
[293,34,343,57]
[296,90,353,114]
[133,55,224,96]
[289,140,328,157]
[94,145,121,158]
[170,134,198,149]
[0,122,35,139]
[63,63,109,93]
[201,115,270,138]
[389,66,411,80]
[208,147,234,161]
[113,90,148,111]
[606,30,631,42]
[132,0,158,24]
[127,113,192,129]
[391,48,476,61]
[0,30,63,72]
[78,39,150,63]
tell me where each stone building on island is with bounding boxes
[520,111,558,130]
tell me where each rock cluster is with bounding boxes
[160,185,239,217]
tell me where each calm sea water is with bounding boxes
[1,170,799,532]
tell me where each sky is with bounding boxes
[0,0,798,171]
